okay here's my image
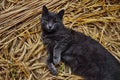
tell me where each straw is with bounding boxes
[0,0,120,80]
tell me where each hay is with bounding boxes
[0,0,120,80]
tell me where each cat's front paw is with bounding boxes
[50,68,58,75]
[53,56,61,65]
[47,63,58,75]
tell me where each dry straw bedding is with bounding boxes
[0,0,120,80]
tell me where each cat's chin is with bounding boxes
[46,29,56,33]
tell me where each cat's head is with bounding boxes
[41,5,64,33]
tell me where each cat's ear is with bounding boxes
[42,5,48,15]
[57,9,64,19]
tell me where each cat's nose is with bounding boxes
[49,26,52,29]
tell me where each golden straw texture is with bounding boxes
[0,0,120,80]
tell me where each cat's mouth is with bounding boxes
[46,28,55,33]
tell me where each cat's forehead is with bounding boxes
[46,12,58,18]
[49,12,56,16]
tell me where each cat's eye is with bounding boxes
[43,18,48,21]
[54,20,57,23]
[54,19,58,23]
[43,18,48,22]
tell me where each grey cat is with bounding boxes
[40,5,120,80]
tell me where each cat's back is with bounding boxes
[71,29,120,67]
[68,29,89,43]
[56,28,120,80]
[67,29,120,77]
